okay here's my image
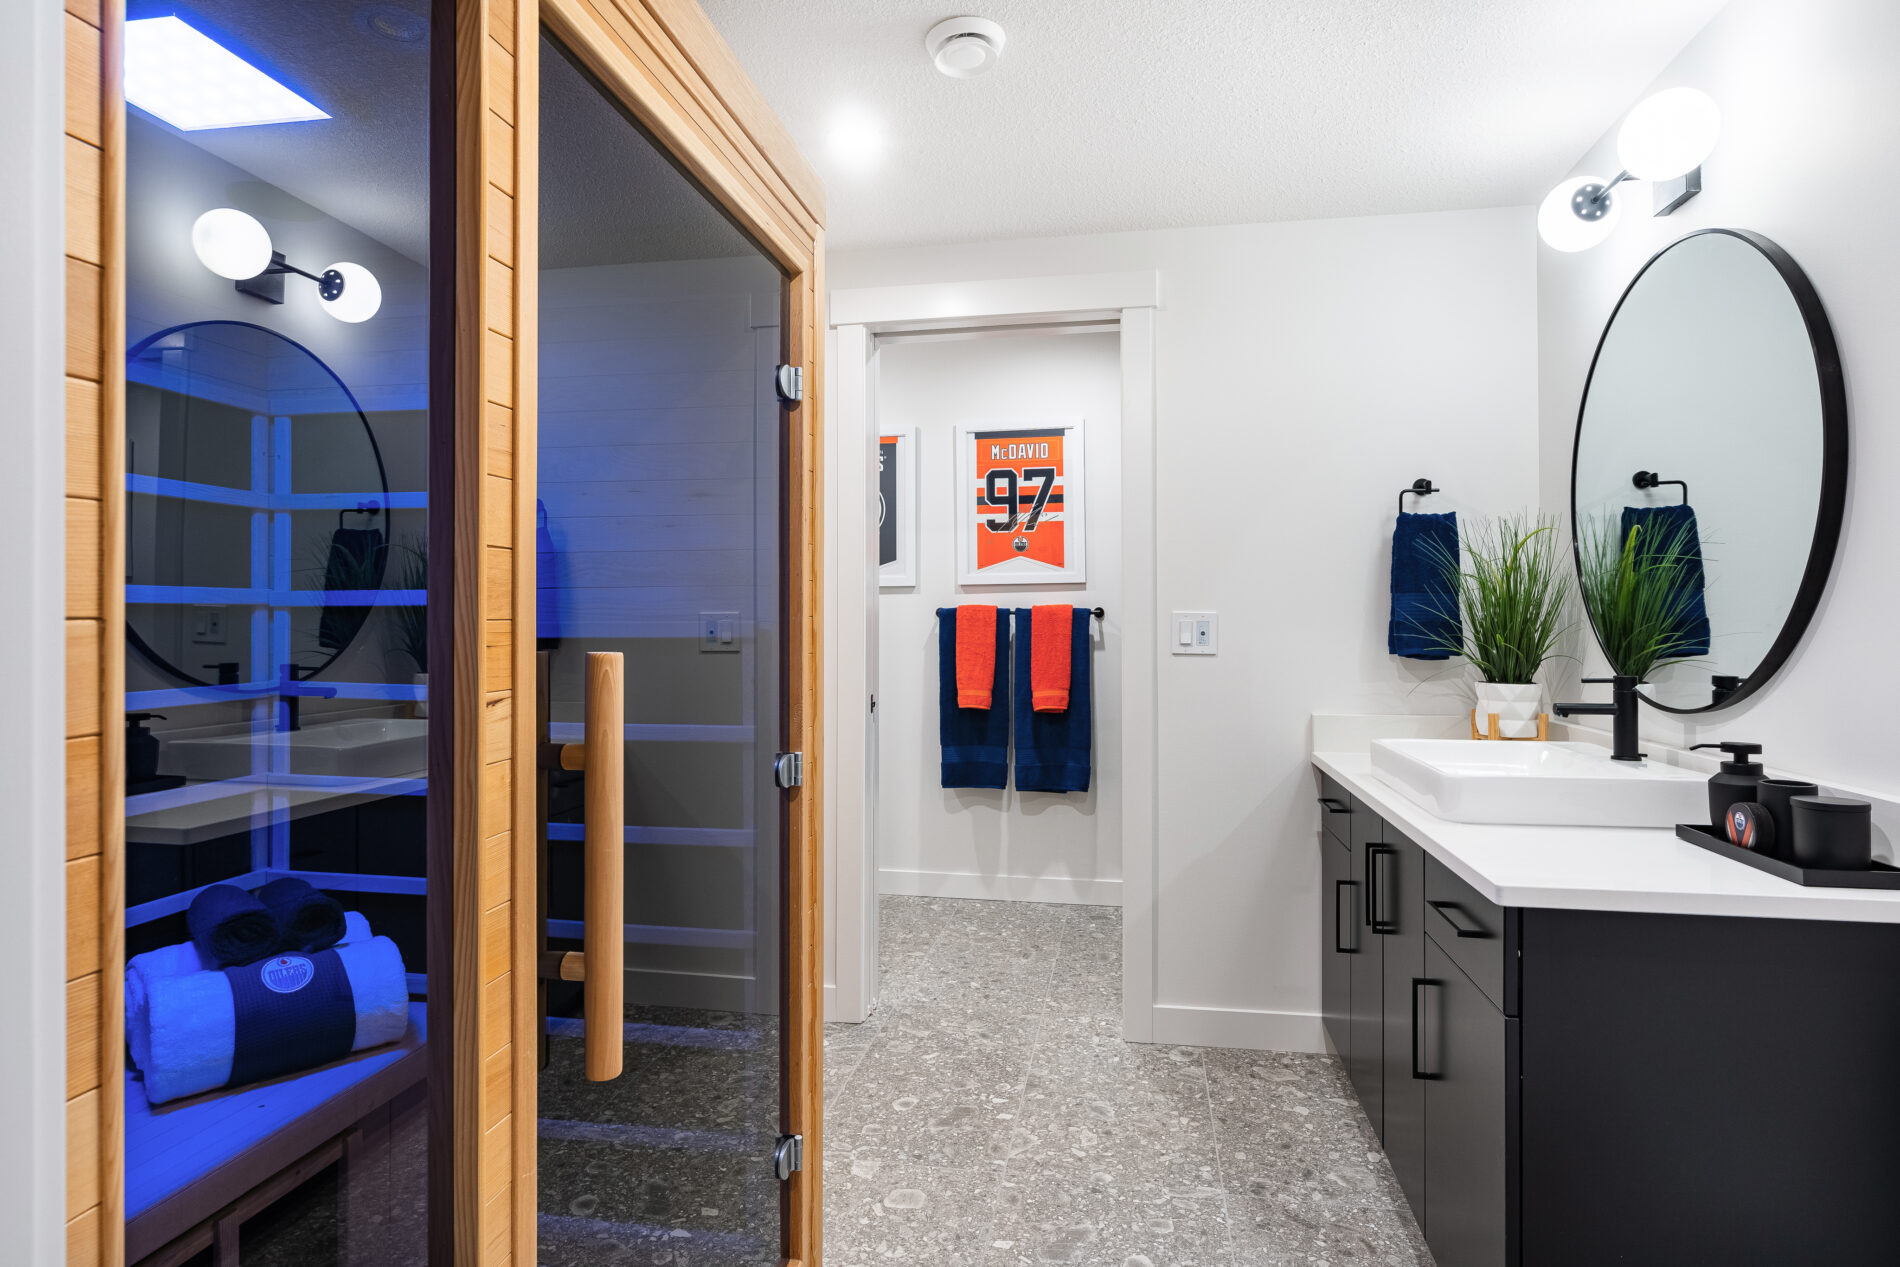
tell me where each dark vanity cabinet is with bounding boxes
[1377,825,1427,1223]
[1315,777,1519,1266]
[1347,793,1385,1129]
[1314,767,1900,1267]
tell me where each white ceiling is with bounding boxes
[699,0,1733,251]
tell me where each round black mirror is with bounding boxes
[126,320,392,689]
[1570,229,1847,713]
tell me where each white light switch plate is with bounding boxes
[700,612,741,652]
[1171,611,1217,655]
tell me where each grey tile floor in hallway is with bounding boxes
[823,896,1433,1266]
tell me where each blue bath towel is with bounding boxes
[938,607,1010,788]
[1012,607,1091,793]
[1389,511,1461,659]
[187,883,281,969]
[1621,504,1711,656]
[258,877,348,954]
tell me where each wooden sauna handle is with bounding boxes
[583,651,624,1081]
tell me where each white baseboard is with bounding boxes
[1149,1003,1326,1053]
[877,867,1122,907]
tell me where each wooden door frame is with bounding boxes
[457,0,830,1262]
[64,0,823,1263]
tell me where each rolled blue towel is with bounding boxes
[126,933,410,1104]
[1389,511,1461,659]
[258,876,348,953]
[187,884,281,969]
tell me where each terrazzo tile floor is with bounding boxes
[823,896,1433,1267]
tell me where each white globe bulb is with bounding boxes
[1617,87,1721,181]
[191,208,272,280]
[319,262,381,323]
[1537,176,1622,252]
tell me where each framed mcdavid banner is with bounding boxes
[955,419,1087,586]
[878,425,917,588]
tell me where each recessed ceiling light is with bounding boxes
[925,16,1006,79]
[125,16,330,131]
[827,107,886,171]
[357,4,430,45]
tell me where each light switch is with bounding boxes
[1171,611,1218,655]
[700,611,741,653]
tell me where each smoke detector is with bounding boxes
[926,17,1005,78]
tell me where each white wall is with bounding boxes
[833,206,1539,1049]
[875,331,1123,905]
[1538,0,1900,797]
[0,0,68,1258]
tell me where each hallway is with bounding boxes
[822,897,1431,1266]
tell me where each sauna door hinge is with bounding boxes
[774,1134,804,1180]
[773,751,804,789]
[774,363,804,405]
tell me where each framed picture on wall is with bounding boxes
[878,425,917,587]
[956,418,1087,586]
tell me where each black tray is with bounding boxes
[1675,824,1900,889]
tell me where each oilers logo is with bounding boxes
[1012,536,1028,552]
[260,955,315,994]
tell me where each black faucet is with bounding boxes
[1554,675,1645,762]
[278,663,338,732]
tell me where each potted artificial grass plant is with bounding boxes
[1425,512,1572,738]
[1575,513,1706,682]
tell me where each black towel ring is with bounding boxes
[1631,470,1689,504]
[1397,478,1439,514]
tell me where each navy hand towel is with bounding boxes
[1389,511,1461,659]
[939,607,1010,788]
[257,876,349,953]
[1620,504,1711,656]
[187,883,282,969]
[317,526,386,653]
[1012,607,1091,793]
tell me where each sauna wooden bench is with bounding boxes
[126,1003,427,1266]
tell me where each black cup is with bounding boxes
[1790,795,1873,871]
[1756,778,1819,862]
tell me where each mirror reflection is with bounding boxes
[1571,229,1841,712]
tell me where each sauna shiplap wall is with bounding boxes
[539,263,779,1007]
[65,1,121,1264]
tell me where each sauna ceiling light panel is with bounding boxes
[125,16,330,131]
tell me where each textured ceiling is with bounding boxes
[699,0,1733,250]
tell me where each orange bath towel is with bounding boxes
[955,604,999,709]
[1031,604,1072,712]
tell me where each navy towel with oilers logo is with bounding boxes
[224,948,358,1087]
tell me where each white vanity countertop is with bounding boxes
[1314,750,1900,925]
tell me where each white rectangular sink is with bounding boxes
[1370,738,1708,828]
[163,718,429,783]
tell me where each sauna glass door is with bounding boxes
[120,3,443,1263]
[534,32,789,1267]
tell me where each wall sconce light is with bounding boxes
[1538,87,1721,252]
[190,208,382,322]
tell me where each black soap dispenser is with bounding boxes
[126,711,165,786]
[1691,741,1765,826]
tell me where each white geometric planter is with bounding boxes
[1474,681,1544,740]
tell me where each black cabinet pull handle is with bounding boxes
[1411,978,1438,1080]
[1428,899,1490,938]
[1335,881,1355,953]
[1318,797,1350,815]
[1369,846,1397,934]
